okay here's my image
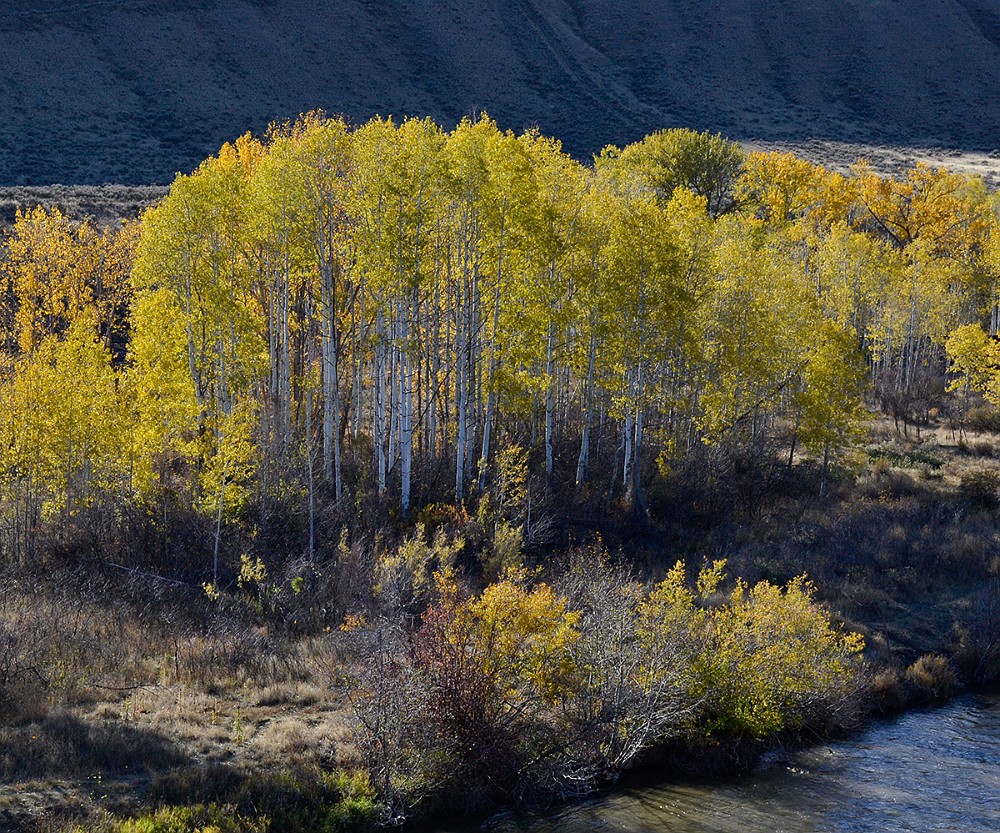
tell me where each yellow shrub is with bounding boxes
[467,578,582,704]
[706,575,865,737]
[637,561,864,739]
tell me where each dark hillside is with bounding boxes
[4,0,1000,183]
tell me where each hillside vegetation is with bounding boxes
[6,0,1000,183]
[1,118,1000,830]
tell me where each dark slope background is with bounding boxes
[3,0,1000,184]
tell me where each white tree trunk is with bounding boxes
[545,319,556,489]
[400,295,414,518]
[622,368,635,491]
[320,258,343,501]
[375,309,387,498]
[576,332,597,488]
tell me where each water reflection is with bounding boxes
[446,688,1000,833]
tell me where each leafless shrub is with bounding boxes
[872,667,909,713]
[556,547,700,782]
[0,593,55,719]
[345,618,433,823]
[952,577,1000,684]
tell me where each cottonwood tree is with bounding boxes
[612,128,744,216]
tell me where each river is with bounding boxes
[448,687,1000,833]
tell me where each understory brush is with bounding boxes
[347,548,866,820]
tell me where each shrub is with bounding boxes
[972,440,994,458]
[951,578,1000,684]
[348,618,430,823]
[959,466,1000,507]
[858,469,921,501]
[872,667,909,713]
[964,405,1000,434]
[0,604,52,720]
[559,550,701,779]
[635,561,865,739]
[373,524,464,617]
[870,456,891,478]
[352,568,585,815]
[695,572,866,738]
[352,556,866,819]
[905,654,958,700]
[481,520,524,582]
[409,572,582,806]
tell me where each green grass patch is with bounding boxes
[85,768,380,833]
[867,448,943,470]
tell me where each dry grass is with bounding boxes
[701,418,1000,678]
[871,668,908,713]
[0,572,361,831]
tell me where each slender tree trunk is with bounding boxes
[375,309,387,498]
[576,331,597,489]
[353,273,365,441]
[400,294,414,518]
[631,399,646,515]
[545,318,556,491]
[387,315,398,478]
[306,387,315,560]
[820,438,831,498]
[213,459,227,586]
[789,407,801,468]
[608,421,625,510]
[622,380,634,493]
[456,254,470,503]
[478,261,504,495]
[429,277,440,460]
[465,265,478,490]
[320,257,343,500]
[280,248,292,451]
[456,323,467,502]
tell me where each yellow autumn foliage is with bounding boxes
[638,561,864,739]
[465,577,581,704]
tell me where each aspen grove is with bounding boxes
[0,114,998,565]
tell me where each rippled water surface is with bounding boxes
[446,688,1000,833]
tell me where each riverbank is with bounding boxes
[442,684,1000,833]
[1,418,998,832]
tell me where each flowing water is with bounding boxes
[446,687,1000,833]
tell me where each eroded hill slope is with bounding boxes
[3,0,1000,183]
